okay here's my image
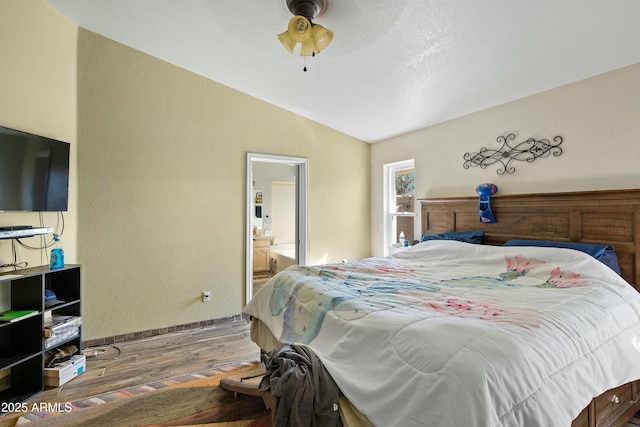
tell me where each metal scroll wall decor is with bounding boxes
[463,133,563,175]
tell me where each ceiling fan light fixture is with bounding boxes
[311,24,333,53]
[277,0,333,59]
[287,15,312,42]
[277,30,297,53]
[299,38,316,56]
[288,0,321,21]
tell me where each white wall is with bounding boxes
[371,63,640,256]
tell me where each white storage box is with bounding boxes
[44,354,86,387]
[44,315,82,349]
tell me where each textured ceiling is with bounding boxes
[47,0,640,143]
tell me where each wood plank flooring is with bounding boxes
[0,317,260,427]
[3,317,640,427]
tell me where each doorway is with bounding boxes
[245,153,308,304]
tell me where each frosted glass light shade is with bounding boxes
[278,31,297,53]
[287,16,312,42]
[299,39,315,56]
[312,24,333,53]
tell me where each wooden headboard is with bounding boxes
[420,189,640,290]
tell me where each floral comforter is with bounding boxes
[243,240,640,427]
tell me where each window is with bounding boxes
[383,160,415,254]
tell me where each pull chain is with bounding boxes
[303,52,315,72]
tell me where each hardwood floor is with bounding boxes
[3,317,640,427]
[0,317,260,427]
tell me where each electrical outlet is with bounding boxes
[202,291,211,302]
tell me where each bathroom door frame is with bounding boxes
[245,152,308,304]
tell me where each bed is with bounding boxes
[243,189,640,427]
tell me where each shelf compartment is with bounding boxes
[0,351,41,371]
[46,300,81,317]
[45,267,80,313]
[0,355,43,403]
[9,275,43,311]
[0,315,43,364]
[44,316,81,350]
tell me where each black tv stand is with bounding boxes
[0,265,82,403]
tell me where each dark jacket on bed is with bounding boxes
[260,344,343,427]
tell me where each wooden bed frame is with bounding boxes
[420,189,640,427]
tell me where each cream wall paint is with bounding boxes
[76,31,370,339]
[0,2,77,273]
[371,63,640,256]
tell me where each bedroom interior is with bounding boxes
[245,189,640,426]
[1,0,640,426]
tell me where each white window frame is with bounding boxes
[383,159,415,256]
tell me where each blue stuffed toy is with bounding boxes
[476,183,498,223]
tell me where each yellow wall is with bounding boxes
[76,33,370,339]
[371,62,640,255]
[0,2,77,271]
[0,0,370,340]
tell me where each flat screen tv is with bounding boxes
[0,125,70,212]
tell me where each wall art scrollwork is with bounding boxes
[463,133,563,175]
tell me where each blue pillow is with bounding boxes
[503,239,621,274]
[502,240,607,259]
[600,247,622,275]
[421,230,485,244]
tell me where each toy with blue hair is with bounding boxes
[476,183,498,223]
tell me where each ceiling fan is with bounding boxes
[277,0,334,58]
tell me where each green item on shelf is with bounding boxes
[0,309,38,322]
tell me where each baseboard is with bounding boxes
[82,314,247,348]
